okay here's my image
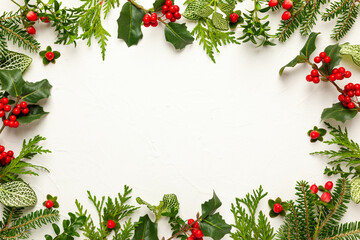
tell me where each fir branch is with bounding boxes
[330,0,359,41]
[324,222,360,239]
[322,0,350,21]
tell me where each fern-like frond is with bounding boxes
[330,0,359,40]
[324,221,360,239]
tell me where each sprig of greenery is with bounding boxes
[45,213,86,240]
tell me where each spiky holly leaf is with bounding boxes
[321,102,358,123]
[164,23,194,50]
[0,51,32,72]
[0,181,37,207]
[133,215,159,240]
[0,69,25,97]
[199,213,231,240]
[201,191,222,219]
[17,105,49,124]
[117,2,145,47]
[340,43,360,67]
[21,79,52,104]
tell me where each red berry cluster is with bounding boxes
[314,52,331,64]
[268,0,293,20]
[328,67,352,82]
[310,181,333,203]
[0,145,14,166]
[143,13,158,27]
[0,98,29,128]
[305,52,333,84]
[187,219,203,240]
[338,83,360,109]
[25,11,50,35]
[162,1,181,22]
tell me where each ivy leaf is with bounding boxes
[199,213,231,240]
[340,43,360,67]
[320,44,342,75]
[212,12,229,31]
[153,0,166,11]
[299,32,320,59]
[21,79,52,104]
[164,23,194,50]
[201,191,222,219]
[17,105,49,124]
[321,102,358,123]
[117,2,145,47]
[133,214,159,240]
[0,181,37,207]
[183,1,208,20]
[0,69,25,97]
[0,51,32,72]
[279,55,307,76]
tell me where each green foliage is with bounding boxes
[340,43,360,67]
[133,214,159,240]
[0,181,37,207]
[44,213,86,240]
[0,51,32,72]
[75,185,138,240]
[230,186,275,240]
[17,105,49,124]
[0,135,51,183]
[164,23,194,50]
[39,46,61,65]
[321,103,358,123]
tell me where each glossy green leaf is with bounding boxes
[117,2,145,47]
[279,55,306,76]
[0,69,25,97]
[199,213,231,240]
[321,103,358,123]
[153,0,166,11]
[0,51,32,72]
[201,191,222,219]
[21,79,52,104]
[133,215,159,240]
[299,32,320,59]
[212,12,229,31]
[0,181,37,207]
[320,44,342,75]
[17,105,49,124]
[340,43,360,67]
[164,23,194,50]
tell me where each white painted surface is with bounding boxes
[1,1,360,239]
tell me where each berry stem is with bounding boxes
[313,207,323,240]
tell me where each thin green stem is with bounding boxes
[10,0,22,8]
[313,208,323,239]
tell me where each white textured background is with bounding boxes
[2,0,360,239]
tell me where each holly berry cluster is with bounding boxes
[338,83,360,109]
[25,10,50,35]
[0,145,15,166]
[0,98,29,129]
[162,1,181,23]
[143,13,159,27]
[268,0,293,21]
[186,219,204,240]
[310,181,333,204]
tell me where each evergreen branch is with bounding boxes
[322,0,350,21]
[331,0,359,41]
[324,222,360,239]
[300,0,319,35]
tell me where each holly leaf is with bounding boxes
[340,43,360,67]
[21,79,52,104]
[279,55,307,76]
[199,213,231,240]
[0,51,32,72]
[164,23,194,50]
[153,0,166,11]
[0,181,37,207]
[133,215,159,240]
[17,105,49,124]
[320,44,342,75]
[299,32,320,59]
[321,102,358,123]
[212,12,229,31]
[117,2,145,47]
[0,69,25,97]
[201,191,222,219]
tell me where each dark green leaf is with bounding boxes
[17,105,49,124]
[21,79,52,104]
[320,44,342,74]
[299,32,320,59]
[117,2,145,47]
[321,102,358,123]
[199,213,231,240]
[133,215,159,240]
[0,69,25,97]
[52,223,60,235]
[153,0,166,11]
[53,51,61,59]
[164,23,194,50]
[279,55,305,76]
[201,191,222,219]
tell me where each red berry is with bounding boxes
[7,151,13,157]
[269,0,278,7]
[165,0,173,6]
[166,12,173,19]
[329,74,336,82]
[174,5,180,12]
[12,108,20,115]
[45,52,55,61]
[143,22,150,27]
[344,96,352,103]
[188,219,195,225]
[162,5,169,14]
[3,120,9,126]
[169,5,176,13]
[354,84,360,90]
[174,12,181,19]
[40,16,50,23]
[338,94,345,102]
[310,130,320,139]
[310,184,318,194]
[20,102,27,109]
[229,13,239,23]
[348,102,355,109]
[5,156,11,164]
[314,56,321,63]
[8,121,14,128]
[0,146,4,153]
[282,0,293,9]
[323,56,331,63]
[313,77,320,84]
[14,121,19,128]
[319,52,327,58]
[193,229,203,238]
[22,108,29,115]
[26,11,38,21]
[338,67,345,73]
[193,222,200,229]
[151,21,158,27]
[0,103,3,110]
[281,11,291,21]
[335,73,344,80]
[16,104,21,109]
[0,111,4,118]
[306,75,313,82]
[9,115,16,121]
[332,68,339,74]
[187,237,195,240]
[107,219,116,229]
[143,15,150,24]
[1,98,8,104]
[27,26,36,35]
[355,90,360,96]
[4,105,11,112]
[311,69,319,77]
[348,91,354,97]
[348,83,354,90]
[321,192,331,203]
[324,181,333,190]
[1,152,6,159]
[150,13,158,24]
[170,17,176,22]
[45,200,54,209]
[273,203,283,213]
[344,71,352,78]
